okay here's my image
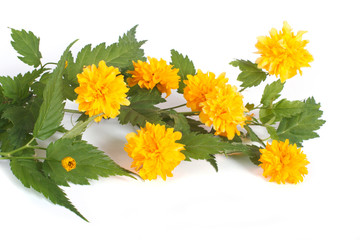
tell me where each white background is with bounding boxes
[1,0,359,239]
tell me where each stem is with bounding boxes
[178,111,200,116]
[252,104,262,110]
[0,137,36,158]
[239,87,247,92]
[42,62,57,68]
[0,156,46,161]
[226,152,244,156]
[161,103,187,112]
[28,146,47,151]
[260,136,271,142]
[64,109,82,114]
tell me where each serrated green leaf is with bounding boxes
[259,108,276,125]
[276,97,326,145]
[62,51,78,101]
[244,125,265,147]
[166,110,191,134]
[0,69,42,103]
[205,155,218,172]
[1,106,36,148]
[272,99,306,118]
[118,87,165,127]
[260,98,305,124]
[0,89,8,113]
[186,117,208,134]
[33,40,77,140]
[10,158,87,221]
[65,25,146,84]
[230,59,267,88]
[10,29,42,67]
[245,103,255,111]
[61,115,98,139]
[119,106,163,127]
[224,142,262,166]
[170,49,196,93]
[246,145,262,165]
[44,138,134,186]
[265,125,279,140]
[179,133,234,160]
[260,79,284,107]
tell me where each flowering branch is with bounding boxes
[0,22,325,221]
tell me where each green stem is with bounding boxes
[42,62,57,68]
[64,109,82,114]
[260,136,271,142]
[0,137,36,158]
[178,111,200,116]
[239,87,247,92]
[252,104,262,110]
[161,103,187,112]
[28,146,47,151]
[0,156,46,161]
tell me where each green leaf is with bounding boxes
[272,99,306,118]
[118,87,165,127]
[260,99,305,124]
[230,59,267,88]
[62,51,78,101]
[0,69,42,103]
[186,117,208,134]
[225,143,262,166]
[265,125,279,140]
[44,138,134,186]
[10,29,42,67]
[244,125,265,147]
[33,40,77,140]
[170,49,196,93]
[10,158,87,221]
[166,110,191,134]
[66,25,146,84]
[205,155,218,172]
[179,133,234,160]
[259,108,277,125]
[245,145,262,166]
[260,79,284,107]
[245,103,255,111]
[61,115,98,139]
[276,97,326,146]
[1,106,36,148]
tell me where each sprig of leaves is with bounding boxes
[230,59,267,88]
[10,29,42,67]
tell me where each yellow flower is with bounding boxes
[127,57,180,97]
[199,84,248,140]
[255,21,314,83]
[183,70,228,112]
[259,140,309,184]
[61,156,76,172]
[75,60,130,122]
[124,122,185,181]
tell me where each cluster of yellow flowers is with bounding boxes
[70,21,313,184]
[183,70,248,140]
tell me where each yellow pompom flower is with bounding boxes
[255,21,314,83]
[183,70,228,112]
[127,57,180,97]
[75,60,130,122]
[259,139,309,184]
[61,156,76,172]
[199,84,248,140]
[124,122,186,180]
